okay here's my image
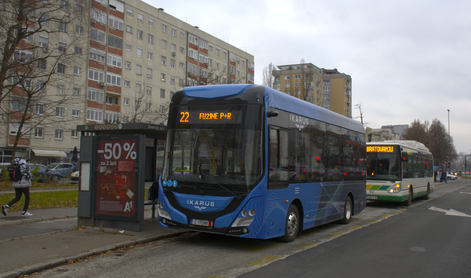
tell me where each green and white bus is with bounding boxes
[366,140,434,205]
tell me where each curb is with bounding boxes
[0,230,189,278]
[0,215,76,227]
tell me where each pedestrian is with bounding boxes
[441,170,447,183]
[2,158,33,216]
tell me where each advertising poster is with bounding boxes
[95,138,138,217]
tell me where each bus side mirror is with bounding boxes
[267,111,279,118]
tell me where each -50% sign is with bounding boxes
[99,142,137,160]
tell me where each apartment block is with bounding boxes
[0,0,254,164]
[272,63,352,118]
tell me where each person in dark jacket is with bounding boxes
[441,170,447,183]
[2,158,33,216]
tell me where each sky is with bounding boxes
[145,0,471,154]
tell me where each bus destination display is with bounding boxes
[178,109,242,124]
[366,145,395,153]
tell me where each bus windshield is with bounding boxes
[162,106,263,195]
[366,149,401,181]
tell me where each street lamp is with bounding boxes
[447,109,450,169]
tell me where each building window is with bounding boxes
[146,102,151,112]
[76,25,83,34]
[171,28,176,37]
[135,82,141,93]
[126,8,132,16]
[147,68,152,78]
[126,25,132,33]
[39,36,48,48]
[161,40,166,49]
[107,54,122,68]
[147,51,153,61]
[137,47,142,57]
[148,34,153,44]
[86,108,103,122]
[35,127,44,138]
[106,73,122,86]
[171,59,175,68]
[72,109,80,117]
[125,43,132,51]
[149,18,153,26]
[90,28,105,43]
[71,130,78,138]
[59,21,67,32]
[137,29,143,40]
[124,80,130,87]
[162,24,167,33]
[89,48,105,63]
[38,59,46,69]
[88,69,104,82]
[125,61,131,69]
[87,89,104,102]
[75,46,82,55]
[160,89,165,98]
[161,56,166,65]
[136,65,142,75]
[56,106,64,117]
[73,88,81,95]
[123,98,129,105]
[146,86,152,95]
[137,13,143,22]
[36,103,44,115]
[57,63,66,74]
[170,76,175,85]
[74,67,81,75]
[57,84,64,95]
[160,73,166,81]
[55,129,63,140]
[58,42,66,53]
[180,46,184,54]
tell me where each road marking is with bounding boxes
[247,255,281,266]
[429,206,471,218]
[460,192,471,194]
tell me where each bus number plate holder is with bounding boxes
[191,219,212,227]
[367,196,378,200]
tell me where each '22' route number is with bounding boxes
[180,112,189,123]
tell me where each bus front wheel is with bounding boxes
[281,204,299,242]
[339,196,353,224]
[404,187,413,206]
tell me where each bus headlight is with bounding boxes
[388,183,401,193]
[158,208,171,220]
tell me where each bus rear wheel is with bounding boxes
[281,204,299,242]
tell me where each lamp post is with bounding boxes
[447,109,450,170]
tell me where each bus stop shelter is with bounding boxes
[76,123,167,231]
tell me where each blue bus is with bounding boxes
[158,84,366,242]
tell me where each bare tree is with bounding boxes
[121,79,170,125]
[262,62,275,88]
[0,0,90,158]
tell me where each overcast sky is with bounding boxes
[146,0,471,154]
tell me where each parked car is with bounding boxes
[46,163,74,177]
[70,169,79,182]
[31,164,61,183]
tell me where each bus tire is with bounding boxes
[404,187,413,206]
[281,204,299,242]
[423,184,430,200]
[339,196,353,224]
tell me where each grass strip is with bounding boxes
[0,190,78,212]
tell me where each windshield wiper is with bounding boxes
[202,183,244,199]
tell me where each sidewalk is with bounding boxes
[0,206,186,278]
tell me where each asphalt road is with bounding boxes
[30,179,469,278]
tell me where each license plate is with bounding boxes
[191,219,213,227]
[367,196,378,200]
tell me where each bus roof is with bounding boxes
[264,86,365,134]
[367,140,431,153]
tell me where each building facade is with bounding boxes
[0,0,254,164]
[272,63,352,118]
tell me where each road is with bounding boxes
[31,179,470,278]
